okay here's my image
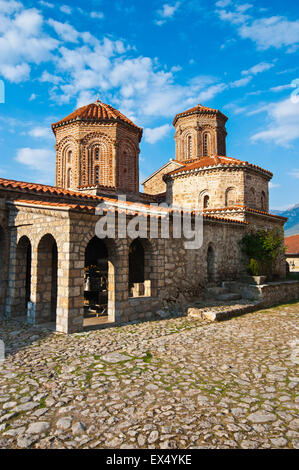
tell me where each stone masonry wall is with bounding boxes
[166,167,270,212]
[5,201,247,333]
[143,161,183,196]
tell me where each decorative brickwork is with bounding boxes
[173,104,228,161]
[53,100,142,195]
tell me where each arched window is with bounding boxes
[203,133,210,157]
[250,187,255,208]
[94,166,99,184]
[67,168,72,188]
[203,195,210,209]
[67,150,72,164]
[225,187,237,207]
[187,135,192,159]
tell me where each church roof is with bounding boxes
[52,100,143,136]
[285,234,299,254]
[166,155,273,178]
[173,103,228,126]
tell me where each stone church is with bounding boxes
[0,100,286,333]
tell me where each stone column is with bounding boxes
[56,240,84,334]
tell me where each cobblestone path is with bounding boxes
[0,303,298,449]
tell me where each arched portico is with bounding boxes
[34,234,58,324]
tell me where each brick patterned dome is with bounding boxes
[52,100,143,135]
[173,103,228,126]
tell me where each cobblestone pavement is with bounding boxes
[0,303,298,449]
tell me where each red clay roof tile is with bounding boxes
[285,234,299,254]
[52,100,142,135]
[173,103,228,126]
[167,155,273,178]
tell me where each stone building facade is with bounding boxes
[0,100,287,334]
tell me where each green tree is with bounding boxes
[240,229,285,276]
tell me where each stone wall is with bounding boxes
[143,160,183,196]
[239,280,299,307]
[166,168,245,208]
[0,201,9,313]
[3,200,248,333]
[166,167,270,212]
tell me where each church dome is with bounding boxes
[52,99,143,136]
[173,103,228,126]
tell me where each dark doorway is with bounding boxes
[36,234,58,324]
[15,236,32,316]
[84,237,108,316]
[129,238,145,285]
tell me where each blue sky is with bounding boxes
[0,0,299,210]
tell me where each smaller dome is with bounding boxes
[52,100,143,136]
[173,103,228,126]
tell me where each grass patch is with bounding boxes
[142,351,153,363]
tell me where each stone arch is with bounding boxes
[203,131,211,157]
[81,234,123,323]
[128,237,157,297]
[56,135,76,188]
[249,187,256,208]
[199,189,210,209]
[225,186,237,207]
[261,190,266,211]
[36,234,58,324]
[118,138,138,192]
[182,129,195,161]
[10,236,32,317]
[207,243,216,283]
[81,132,114,187]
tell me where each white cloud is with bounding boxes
[270,84,293,93]
[29,93,37,101]
[269,182,280,189]
[60,5,71,15]
[155,2,180,25]
[48,19,79,43]
[242,62,274,76]
[144,124,172,144]
[251,98,299,146]
[288,169,299,179]
[239,16,299,51]
[1,63,30,83]
[0,0,21,14]
[39,71,63,84]
[215,0,231,7]
[217,5,299,51]
[29,126,52,139]
[0,5,59,82]
[90,11,104,20]
[0,2,228,123]
[230,76,252,88]
[39,1,54,7]
[15,147,55,173]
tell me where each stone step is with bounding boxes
[206,287,229,296]
[187,302,259,321]
[217,293,242,301]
